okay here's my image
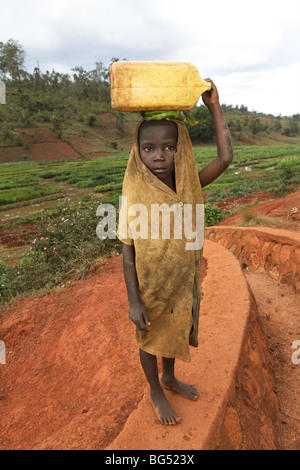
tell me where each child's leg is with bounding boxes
[161,357,198,401]
[139,349,181,425]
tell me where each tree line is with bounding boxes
[0,39,299,143]
[0,39,115,103]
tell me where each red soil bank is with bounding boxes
[205,226,300,293]
[107,241,278,451]
[0,191,299,449]
[216,190,300,231]
[0,241,279,450]
[0,128,79,163]
[0,256,143,450]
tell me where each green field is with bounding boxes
[0,142,299,304]
[0,142,299,215]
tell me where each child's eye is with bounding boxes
[144,147,152,152]
[166,145,175,151]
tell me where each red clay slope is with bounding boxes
[0,240,278,450]
[0,128,79,163]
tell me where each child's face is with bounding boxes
[138,121,178,184]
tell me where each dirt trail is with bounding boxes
[245,271,300,450]
[0,189,299,449]
[0,256,146,450]
[0,251,299,449]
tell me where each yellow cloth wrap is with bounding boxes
[117,120,204,363]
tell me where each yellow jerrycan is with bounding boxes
[109,61,211,111]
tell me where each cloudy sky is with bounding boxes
[1,0,299,116]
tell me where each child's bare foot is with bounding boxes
[149,388,181,425]
[161,377,198,401]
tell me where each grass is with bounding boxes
[0,143,299,208]
[0,197,122,304]
[0,141,299,304]
[0,142,298,217]
[0,184,60,206]
[240,212,282,228]
[0,157,128,208]
[0,142,299,224]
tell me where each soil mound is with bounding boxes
[0,128,79,163]
[216,190,300,231]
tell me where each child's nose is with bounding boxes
[153,149,165,160]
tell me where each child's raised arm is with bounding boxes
[198,79,233,188]
[123,243,151,331]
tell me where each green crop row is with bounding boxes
[0,143,299,208]
[0,184,60,205]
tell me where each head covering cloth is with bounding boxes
[117,118,204,362]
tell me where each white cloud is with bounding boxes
[1,0,299,115]
[212,62,300,116]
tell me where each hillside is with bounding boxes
[0,75,299,303]
[0,192,299,449]
[0,110,299,166]
[0,77,299,165]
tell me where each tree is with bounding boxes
[282,120,299,137]
[273,117,282,132]
[115,111,124,136]
[239,104,248,114]
[89,61,109,82]
[186,106,215,142]
[0,39,26,81]
[249,118,263,135]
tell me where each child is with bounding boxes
[118,80,233,425]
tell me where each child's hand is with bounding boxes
[201,79,220,109]
[129,301,151,331]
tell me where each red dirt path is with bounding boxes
[0,256,145,449]
[0,191,299,450]
[0,258,206,450]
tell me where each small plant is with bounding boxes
[279,165,295,184]
[204,204,224,226]
[0,198,122,304]
[51,115,62,138]
[87,114,97,127]
[240,212,279,228]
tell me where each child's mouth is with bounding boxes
[153,168,166,172]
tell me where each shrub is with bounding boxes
[87,114,97,127]
[0,198,122,304]
[278,161,297,184]
[204,204,224,226]
[186,106,215,142]
[76,179,97,188]
[81,195,91,202]
[0,123,24,145]
[240,212,279,228]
